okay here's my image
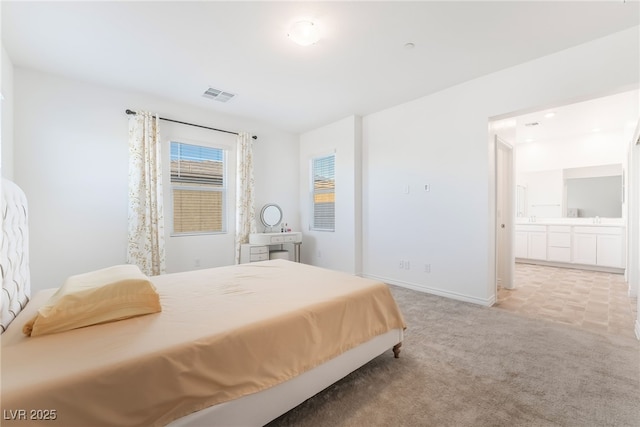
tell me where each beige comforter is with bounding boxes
[1,260,405,426]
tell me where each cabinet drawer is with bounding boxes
[251,252,269,261]
[250,246,268,254]
[548,225,571,233]
[548,232,570,248]
[573,226,622,235]
[516,225,546,232]
[270,236,285,243]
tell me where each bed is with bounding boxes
[0,178,405,426]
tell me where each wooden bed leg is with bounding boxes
[392,343,402,358]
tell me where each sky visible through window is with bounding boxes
[171,143,223,162]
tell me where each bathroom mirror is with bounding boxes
[516,164,623,219]
[565,175,622,218]
[260,204,283,229]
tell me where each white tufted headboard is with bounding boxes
[1,178,31,333]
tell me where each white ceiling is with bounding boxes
[493,89,640,145]
[2,1,639,134]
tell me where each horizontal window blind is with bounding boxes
[171,142,226,234]
[173,189,223,233]
[312,154,335,231]
[171,143,224,186]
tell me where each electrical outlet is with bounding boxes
[317,250,322,258]
[194,259,201,267]
[424,264,431,273]
[399,260,410,270]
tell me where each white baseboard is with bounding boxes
[516,258,625,274]
[363,274,495,307]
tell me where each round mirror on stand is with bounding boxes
[260,204,283,232]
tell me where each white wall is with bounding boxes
[517,169,564,218]
[1,45,14,179]
[299,115,362,274]
[253,131,300,234]
[14,68,299,292]
[361,27,639,305]
[516,130,628,173]
[515,131,629,218]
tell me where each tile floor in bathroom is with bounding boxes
[495,263,638,339]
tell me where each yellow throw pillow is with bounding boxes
[23,265,161,337]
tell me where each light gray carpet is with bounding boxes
[267,285,640,427]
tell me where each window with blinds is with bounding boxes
[170,142,226,234]
[311,154,335,231]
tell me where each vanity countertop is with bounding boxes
[515,218,625,227]
[249,232,302,245]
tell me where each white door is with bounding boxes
[496,137,514,289]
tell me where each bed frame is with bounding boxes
[1,178,403,426]
[170,331,402,426]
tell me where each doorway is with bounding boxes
[490,89,639,337]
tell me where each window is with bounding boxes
[311,154,335,231]
[170,141,226,234]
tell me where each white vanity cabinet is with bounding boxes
[514,231,527,259]
[597,234,624,268]
[547,226,571,262]
[515,223,625,271]
[573,226,624,268]
[572,232,597,265]
[514,225,547,260]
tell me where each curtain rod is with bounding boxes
[125,109,257,140]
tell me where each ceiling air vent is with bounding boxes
[203,87,236,103]
[524,121,540,127]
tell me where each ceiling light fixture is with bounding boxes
[544,112,556,118]
[287,21,319,46]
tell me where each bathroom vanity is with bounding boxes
[515,220,625,272]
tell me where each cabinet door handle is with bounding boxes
[501,224,505,228]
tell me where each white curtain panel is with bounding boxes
[235,132,256,263]
[127,111,166,276]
